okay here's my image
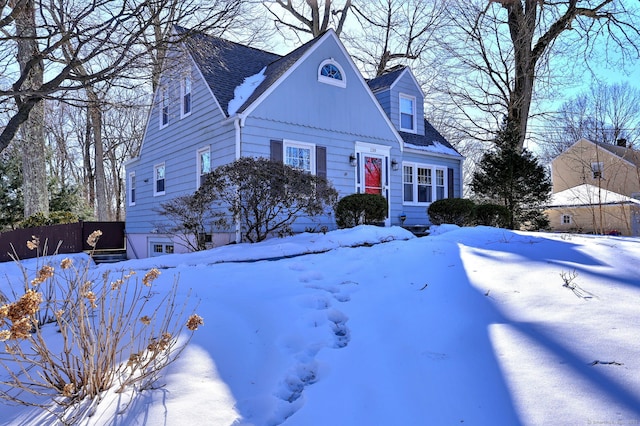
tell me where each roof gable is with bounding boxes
[238,30,406,148]
[558,138,640,169]
[181,28,281,117]
[233,35,321,115]
[366,67,407,92]
[366,66,424,97]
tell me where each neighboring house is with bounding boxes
[545,184,640,236]
[125,28,463,258]
[551,138,640,197]
[547,138,640,236]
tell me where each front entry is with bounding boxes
[364,155,383,195]
[355,142,391,226]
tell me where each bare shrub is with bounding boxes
[0,231,202,422]
[198,157,338,242]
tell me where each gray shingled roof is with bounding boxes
[399,119,461,156]
[366,66,407,92]
[178,28,459,158]
[179,27,322,116]
[596,142,640,167]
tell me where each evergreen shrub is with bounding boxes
[335,193,388,228]
[427,198,476,226]
[475,203,510,228]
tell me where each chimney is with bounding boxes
[617,138,627,147]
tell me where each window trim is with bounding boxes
[150,240,175,257]
[283,139,316,174]
[181,74,192,118]
[159,86,169,129]
[196,146,211,189]
[399,93,417,133]
[591,161,604,179]
[317,59,346,88]
[402,162,448,206]
[561,214,572,225]
[128,172,136,206]
[154,162,166,196]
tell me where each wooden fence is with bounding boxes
[0,222,125,263]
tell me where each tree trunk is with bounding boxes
[87,89,109,221]
[83,110,96,211]
[13,0,49,217]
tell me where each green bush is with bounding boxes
[475,203,510,228]
[335,193,388,228]
[427,198,475,226]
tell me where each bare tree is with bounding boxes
[440,0,640,150]
[539,81,640,162]
[102,91,147,221]
[347,0,448,78]
[1,0,258,218]
[10,0,49,216]
[266,0,352,40]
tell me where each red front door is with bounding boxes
[364,156,383,195]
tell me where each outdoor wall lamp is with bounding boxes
[391,159,399,171]
[399,213,407,225]
[349,153,357,166]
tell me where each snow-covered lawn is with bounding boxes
[2,225,640,425]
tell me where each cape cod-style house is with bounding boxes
[125,28,463,258]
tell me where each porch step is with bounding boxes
[402,225,430,237]
[88,249,127,264]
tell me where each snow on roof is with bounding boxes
[227,67,267,116]
[405,140,461,157]
[548,184,640,207]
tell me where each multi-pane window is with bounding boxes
[321,63,342,80]
[400,94,416,132]
[436,169,445,200]
[129,172,136,206]
[417,167,431,203]
[403,163,447,204]
[318,59,346,88]
[403,166,413,202]
[154,163,165,195]
[160,86,169,127]
[591,162,604,179]
[182,75,192,117]
[284,141,314,173]
[197,147,211,187]
[151,242,174,257]
[562,214,572,225]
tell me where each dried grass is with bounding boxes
[0,232,202,423]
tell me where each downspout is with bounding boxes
[233,116,245,243]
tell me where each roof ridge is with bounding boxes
[177,25,283,59]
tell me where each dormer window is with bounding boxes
[318,59,346,88]
[400,94,416,132]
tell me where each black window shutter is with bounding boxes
[448,168,455,198]
[316,146,327,178]
[270,140,283,162]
